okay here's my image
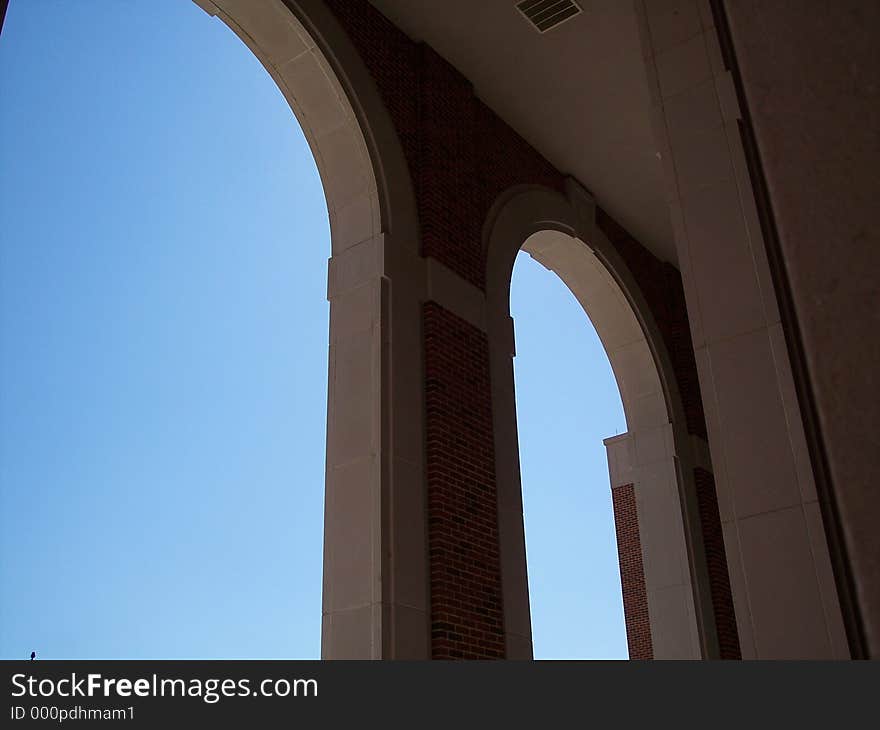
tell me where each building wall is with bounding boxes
[719,0,879,660]
[423,302,505,659]
[121,0,865,660]
[322,0,734,659]
[635,0,849,658]
[7,0,865,662]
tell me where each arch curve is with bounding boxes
[193,0,419,252]
[485,181,719,659]
[192,0,427,658]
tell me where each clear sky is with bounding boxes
[0,0,626,660]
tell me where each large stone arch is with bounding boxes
[485,181,721,659]
[192,0,427,659]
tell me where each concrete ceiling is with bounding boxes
[368,0,677,263]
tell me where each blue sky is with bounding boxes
[0,0,626,660]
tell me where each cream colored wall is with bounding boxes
[636,0,848,658]
[721,0,878,659]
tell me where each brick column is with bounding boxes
[318,0,740,660]
[423,302,506,659]
[612,484,653,660]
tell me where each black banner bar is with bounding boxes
[4,660,876,727]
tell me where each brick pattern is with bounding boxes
[323,1,705,432]
[419,57,566,289]
[321,0,738,659]
[473,101,565,259]
[323,1,564,290]
[418,47,483,288]
[694,468,742,659]
[423,302,505,659]
[611,484,653,660]
[320,0,420,175]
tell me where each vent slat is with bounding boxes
[531,1,572,25]
[521,0,567,17]
[516,0,582,34]
[518,0,560,14]
[536,5,580,31]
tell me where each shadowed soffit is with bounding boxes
[368,0,677,263]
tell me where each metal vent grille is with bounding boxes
[516,0,582,33]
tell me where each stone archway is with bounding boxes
[485,181,720,659]
[192,0,427,659]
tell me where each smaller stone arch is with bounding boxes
[484,180,718,659]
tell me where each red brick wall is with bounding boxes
[320,0,738,660]
[418,48,482,287]
[320,0,420,173]
[695,467,742,659]
[324,0,564,290]
[611,484,653,660]
[423,302,505,659]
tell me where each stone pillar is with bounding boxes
[605,427,701,659]
[610,482,653,660]
[636,0,849,658]
[322,235,430,659]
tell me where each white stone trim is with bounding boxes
[636,0,848,658]
[484,182,715,658]
[195,0,428,658]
